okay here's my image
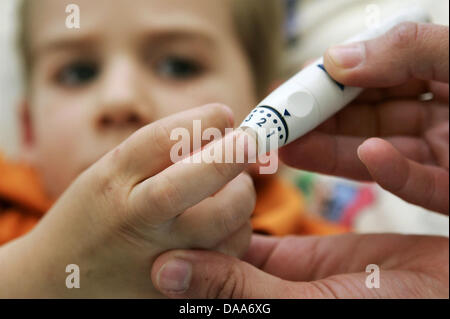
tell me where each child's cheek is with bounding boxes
[32,98,94,197]
[35,101,86,149]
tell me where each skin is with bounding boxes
[151,23,449,298]
[282,22,449,215]
[0,0,258,297]
[22,0,257,199]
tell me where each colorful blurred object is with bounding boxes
[293,172,376,229]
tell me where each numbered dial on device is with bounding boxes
[242,106,289,151]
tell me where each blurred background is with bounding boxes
[1,0,449,236]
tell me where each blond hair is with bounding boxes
[230,0,284,97]
[18,0,284,98]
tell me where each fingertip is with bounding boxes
[358,138,403,172]
[326,43,365,69]
[358,138,410,192]
[357,138,385,163]
[151,250,173,284]
[323,43,365,85]
[152,251,194,297]
[156,258,192,295]
[323,50,345,80]
[203,103,235,128]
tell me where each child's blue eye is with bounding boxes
[57,62,99,87]
[155,56,202,80]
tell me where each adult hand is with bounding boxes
[150,22,449,300]
[280,22,449,214]
[151,233,448,298]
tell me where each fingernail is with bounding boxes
[358,139,377,162]
[157,258,192,293]
[328,43,365,69]
[357,144,364,161]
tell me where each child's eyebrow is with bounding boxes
[141,31,215,48]
[33,36,98,58]
[33,29,216,58]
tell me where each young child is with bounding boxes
[0,0,345,298]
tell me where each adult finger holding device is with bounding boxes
[239,8,431,153]
[277,13,449,214]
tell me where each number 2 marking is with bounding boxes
[257,118,267,127]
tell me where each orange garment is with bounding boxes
[0,153,347,245]
[0,154,52,245]
[251,174,348,236]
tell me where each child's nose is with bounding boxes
[96,56,153,131]
[97,108,145,129]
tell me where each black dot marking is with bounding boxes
[280,135,284,139]
[260,110,265,113]
[267,114,272,117]
[278,127,282,131]
[258,105,289,144]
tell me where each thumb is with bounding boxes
[151,249,324,299]
[324,22,449,87]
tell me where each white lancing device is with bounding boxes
[239,8,431,153]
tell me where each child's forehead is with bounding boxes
[29,0,234,54]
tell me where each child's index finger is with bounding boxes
[104,104,234,186]
[128,129,257,224]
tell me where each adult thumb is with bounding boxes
[151,249,324,299]
[323,22,449,87]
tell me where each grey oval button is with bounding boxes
[287,91,315,118]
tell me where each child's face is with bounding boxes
[24,0,257,197]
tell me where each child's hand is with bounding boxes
[280,23,449,214]
[2,104,256,298]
